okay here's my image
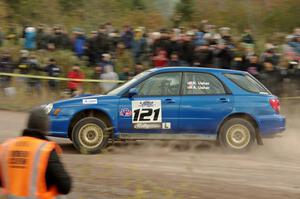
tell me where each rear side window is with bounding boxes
[225,73,270,94]
[182,72,226,95]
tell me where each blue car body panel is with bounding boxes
[49,67,285,139]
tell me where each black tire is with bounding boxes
[219,118,256,152]
[72,117,109,154]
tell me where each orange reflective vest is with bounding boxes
[0,136,62,199]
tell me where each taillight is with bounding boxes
[269,98,280,113]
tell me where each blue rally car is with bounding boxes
[44,67,285,153]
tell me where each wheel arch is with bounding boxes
[217,112,262,144]
[68,109,113,139]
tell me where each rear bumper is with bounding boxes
[257,114,286,137]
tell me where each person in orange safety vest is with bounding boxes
[0,107,72,199]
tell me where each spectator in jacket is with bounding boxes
[168,31,181,57]
[108,31,120,54]
[153,50,168,67]
[121,25,134,49]
[0,53,15,94]
[115,42,134,73]
[244,54,262,78]
[99,53,114,69]
[67,65,85,96]
[288,35,300,55]
[259,61,283,96]
[168,52,186,66]
[132,28,147,64]
[100,65,118,93]
[193,30,206,47]
[118,66,133,81]
[45,58,61,92]
[178,33,195,65]
[6,25,18,45]
[219,27,233,46]
[203,25,221,45]
[24,27,37,50]
[260,44,280,67]
[54,27,71,50]
[193,43,213,67]
[73,30,86,58]
[27,55,42,95]
[36,25,49,50]
[213,41,233,69]
[241,29,255,45]
[17,50,31,75]
[90,66,103,94]
[86,31,99,66]
[0,53,16,96]
[94,26,110,63]
[152,29,171,55]
[133,63,144,76]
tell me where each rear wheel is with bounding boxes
[72,117,109,154]
[219,118,256,152]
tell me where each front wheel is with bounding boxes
[72,117,109,154]
[219,118,256,152]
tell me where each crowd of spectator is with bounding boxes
[0,22,299,97]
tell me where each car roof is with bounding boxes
[149,67,246,74]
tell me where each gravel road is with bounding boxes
[0,101,299,199]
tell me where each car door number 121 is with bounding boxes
[133,108,160,122]
[132,100,162,123]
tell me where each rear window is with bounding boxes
[224,73,270,94]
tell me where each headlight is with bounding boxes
[43,103,53,114]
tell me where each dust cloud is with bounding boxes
[105,100,300,159]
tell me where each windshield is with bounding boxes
[225,73,270,94]
[107,71,151,96]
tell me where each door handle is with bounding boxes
[218,98,229,103]
[164,99,176,104]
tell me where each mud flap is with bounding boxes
[106,127,114,144]
[256,132,264,145]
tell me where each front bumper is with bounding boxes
[49,114,71,138]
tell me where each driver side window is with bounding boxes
[135,72,182,96]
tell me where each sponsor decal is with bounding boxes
[187,81,210,90]
[133,123,162,129]
[138,100,154,108]
[120,108,132,117]
[259,92,269,95]
[82,98,98,104]
[187,81,196,89]
[162,122,171,129]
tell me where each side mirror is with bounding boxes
[128,88,138,98]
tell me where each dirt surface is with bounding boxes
[0,101,300,199]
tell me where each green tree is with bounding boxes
[59,0,83,11]
[175,0,194,23]
[132,0,146,10]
